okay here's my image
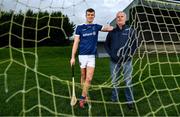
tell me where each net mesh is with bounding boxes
[0,0,180,116]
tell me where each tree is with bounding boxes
[0,9,75,47]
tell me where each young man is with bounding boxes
[70,8,113,108]
[104,11,138,110]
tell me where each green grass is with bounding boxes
[0,46,180,116]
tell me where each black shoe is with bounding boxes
[127,103,134,111]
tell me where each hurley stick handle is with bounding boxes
[72,65,74,77]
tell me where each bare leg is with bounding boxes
[82,67,94,97]
[80,68,86,87]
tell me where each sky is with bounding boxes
[0,0,133,40]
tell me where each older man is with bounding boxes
[104,11,138,110]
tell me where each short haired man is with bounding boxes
[105,11,138,110]
[70,8,113,108]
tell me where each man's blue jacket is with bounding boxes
[104,25,138,63]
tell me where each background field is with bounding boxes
[0,46,180,116]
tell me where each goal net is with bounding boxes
[0,0,180,116]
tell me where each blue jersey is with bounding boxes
[105,25,138,63]
[75,23,102,55]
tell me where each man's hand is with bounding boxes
[70,57,75,66]
[102,24,113,32]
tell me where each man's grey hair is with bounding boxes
[116,11,126,18]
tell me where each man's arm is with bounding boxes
[70,36,80,66]
[101,25,113,32]
[104,32,112,56]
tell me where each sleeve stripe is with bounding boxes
[75,34,80,37]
